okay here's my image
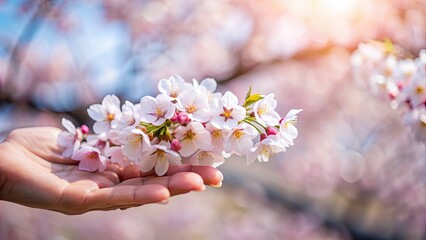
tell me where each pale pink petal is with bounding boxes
[156,94,172,110]
[211,116,225,129]
[79,158,100,172]
[232,106,246,121]
[167,153,182,165]
[61,118,76,134]
[140,153,157,172]
[189,122,205,132]
[246,146,259,165]
[194,132,212,150]
[140,96,157,112]
[152,118,166,126]
[262,112,280,126]
[180,140,197,157]
[122,142,143,161]
[57,132,74,147]
[222,91,238,108]
[87,104,106,122]
[235,138,253,156]
[155,158,169,176]
[223,119,238,129]
[164,104,176,119]
[93,121,110,134]
[200,78,217,92]
[140,113,158,123]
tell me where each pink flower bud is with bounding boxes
[260,133,267,141]
[171,111,179,123]
[81,124,89,134]
[397,81,405,90]
[171,139,182,152]
[266,127,278,135]
[177,112,190,125]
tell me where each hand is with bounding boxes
[0,127,223,215]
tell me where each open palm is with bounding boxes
[0,127,222,214]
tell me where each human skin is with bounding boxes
[0,127,223,215]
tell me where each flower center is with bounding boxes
[260,146,270,158]
[257,105,267,115]
[107,113,115,122]
[187,105,197,113]
[420,114,426,128]
[155,107,165,117]
[130,135,142,145]
[221,107,233,120]
[212,130,222,139]
[415,85,425,95]
[185,129,196,140]
[88,152,98,159]
[124,114,136,125]
[156,150,166,160]
[170,88,179,98]
[233,130,244,139]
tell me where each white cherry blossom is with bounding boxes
[404,74,426,107]
[57,118,82,157]
[205,122,229,154]
[247,135,286,165]
[71,146,107,172]
[211,91,246,129]
[403,107,426,143]
[253,93,281,126]
[280,109,302,146]
[191,151,224,167]
[140,143,182,176]
[104,145,133,167]
[174,122,212,157]
[193,78,223,102]
[87,94,121,135]
[119,128,151,161]
[112,101,141,130]
[177,88,210,122]
[224,123,257,156]
[140,94,176,126]
[158,75,192,100]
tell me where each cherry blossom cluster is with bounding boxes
[57,76,302,176]
[351,41,426,143]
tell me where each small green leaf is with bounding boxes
[245,86,252,101]
[244,94,264,107]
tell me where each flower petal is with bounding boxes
[140,153,157,172]
[61,118,76,134]
[87,104,106,122]
[155,158,169,176]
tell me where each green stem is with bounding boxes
[243,119,264,134]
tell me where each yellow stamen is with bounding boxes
[187,105,197,113]
[107,113,115,122]
[233,130,244,139]
[130,135,142,145]
[415,85,425,95]
[185,129,196,140]
[212,130,222,139]
[156,107,164,117]
[87,152,98,159]
[260,146,270,158]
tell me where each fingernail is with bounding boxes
[210,181,222,188]
[200,184,206,191]
[158,200,169,205]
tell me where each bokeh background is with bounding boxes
[1,0,426,239]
